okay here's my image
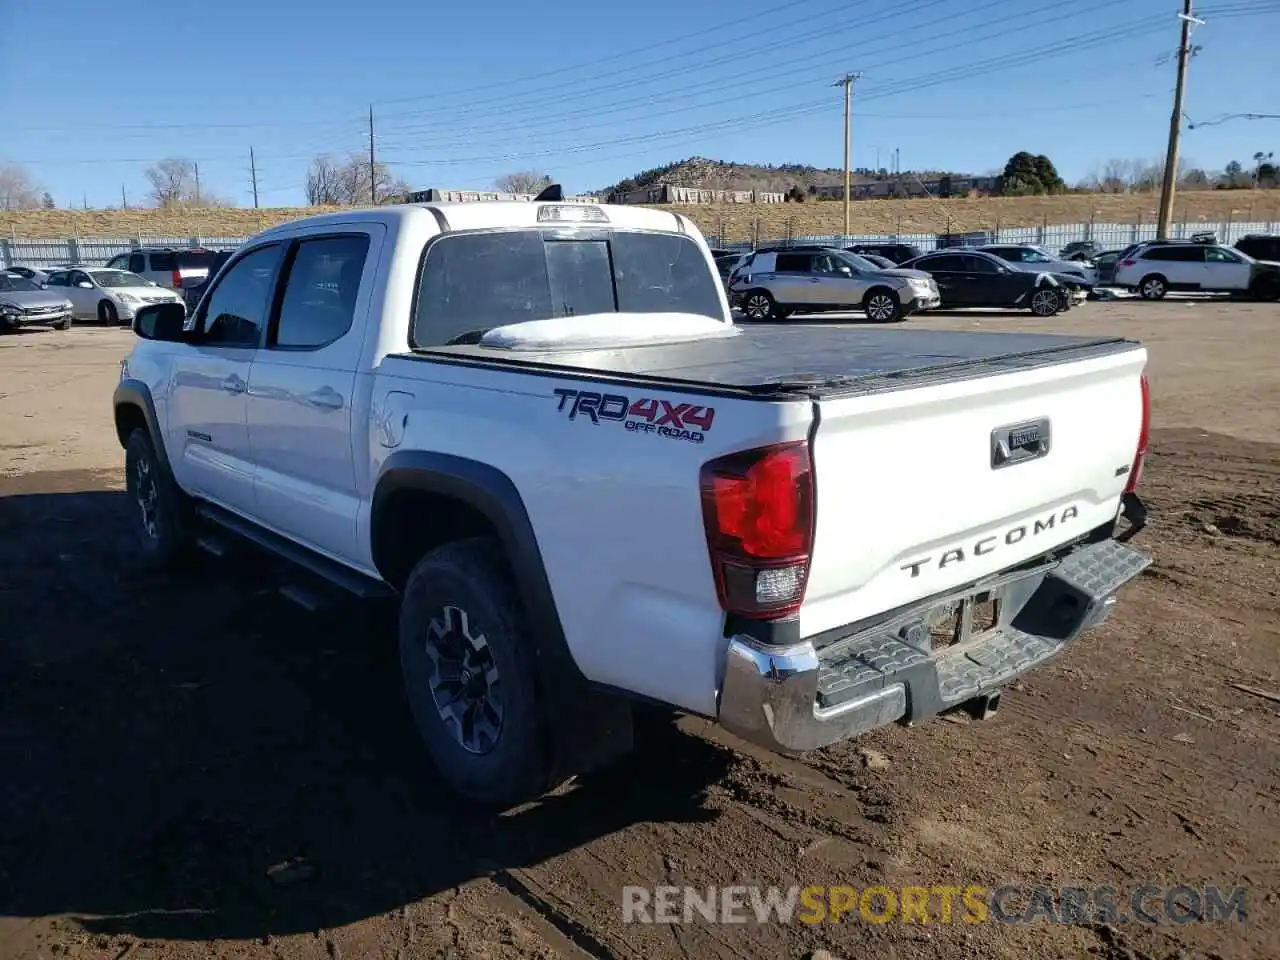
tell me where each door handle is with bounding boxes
[305,387,344,411]
[221,374,246,394]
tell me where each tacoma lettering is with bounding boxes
[900,506,1081,578]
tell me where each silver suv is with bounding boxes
[727,247,940,322]
[103,247,225,292]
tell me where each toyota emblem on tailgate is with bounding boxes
[991,417,1051,469]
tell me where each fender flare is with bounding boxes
[371,451,633,778]
[113,378,172,474]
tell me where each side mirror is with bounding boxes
[838,266,854,277]
[133,302,188,342]
[76,280,94,289]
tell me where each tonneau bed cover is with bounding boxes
[414,326,1138,400]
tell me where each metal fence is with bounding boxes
[0,236,245,269]
[705,220,1280,253]
[3,220,1278,268]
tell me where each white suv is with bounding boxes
[1113,244,1280,300]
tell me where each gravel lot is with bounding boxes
[1,300,1278,960]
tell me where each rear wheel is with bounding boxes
[742,289,780,321]
[1138,275,1167,300]
[98,300,118,325]
[863,287,903,322]
[399,538,549,807]
[1029,287,1060,317]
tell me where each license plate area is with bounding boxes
[926,591,1001,650]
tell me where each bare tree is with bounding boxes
[306,153,411,205]
[1100,158,1130,193]
[145,158,199,208]
[495,170,553,195]
[0,164,43,211]
[41,191,55,209]
[305,155,345,205]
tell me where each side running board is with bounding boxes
[194,502,395,600]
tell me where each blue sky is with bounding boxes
[2,0,1277,208]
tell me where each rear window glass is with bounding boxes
[147,252,174,271]
[175,250,221,269]
[412,229,722,347]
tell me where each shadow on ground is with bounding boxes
[0,471,729,941]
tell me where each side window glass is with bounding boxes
[106,255,127,269]
[128,253,146,273]
[775,253,811,273]
[274,235,371,349]
[69,270,91,286]
[46,272,68,286]
[964,255,998,274]
[1205,248,1239,264]
[198,244,283,346]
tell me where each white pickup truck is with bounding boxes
[114,197,1152,805]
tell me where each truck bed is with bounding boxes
[414,325,1138,400]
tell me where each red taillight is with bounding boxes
[700,442,814,619]
[1125,373,1151,494]
[171,269,183,289]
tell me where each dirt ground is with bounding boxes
[1,301,1278,960]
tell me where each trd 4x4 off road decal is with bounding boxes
[552,388,715,444]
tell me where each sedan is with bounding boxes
[0,272,74,330]
[44,267,184,324]
[901,250,1081,316]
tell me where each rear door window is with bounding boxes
[147,252,175,271]
[412,229,722,347]
[128,253,146,273]
[774,253,812,273]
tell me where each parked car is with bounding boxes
[103,247,225,291]
[182,249,236,313]
[1116,235,1216,262]
[901,249,1082,315]
[114,198,1152,805]
[3,264,71,285]
[728,247,939,321]
[1059,240,1103,261]
[0,272,74,331]
[44,266,185,324]
[1112,243,1280,300]
[977,244,1097,289]
[845,242,925,264]
[1090,250,1126,287]
[858,253,897,270]
[1234,233,1280,262]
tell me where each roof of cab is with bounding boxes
[252,200,692,240]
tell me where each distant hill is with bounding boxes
[598,156,957,196]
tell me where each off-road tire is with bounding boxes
[399,537,548,807]
[124,427,193,567]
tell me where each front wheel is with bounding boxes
[52,317,72,330]
[1250,278,1280,302]
[98,300,118,325]
[863,287,903,322]
[399,538,549,807]
[1030,287,1061,317]
[1138,275,1167,300]
[124,428,192,566]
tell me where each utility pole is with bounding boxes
[249,146,260,209]
[832,72,861,238]
[121,184,127,209]
[1156,0,1202,238]
[368,104,377,205]
[194,162,201,204]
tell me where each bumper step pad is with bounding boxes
[815,540,1151,723]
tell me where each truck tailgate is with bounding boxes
[802,342,1147,637]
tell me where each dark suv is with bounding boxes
[182,249,236,312]
[845,242,924,264]
[1235,234,1280,262]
